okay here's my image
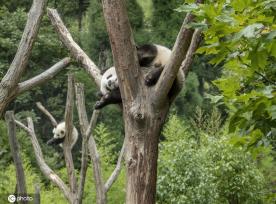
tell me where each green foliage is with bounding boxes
[94,123,119,164]
[157,115,267,204]
[174,72,203,116]
[179,0,276,149]
[151,0,184,46]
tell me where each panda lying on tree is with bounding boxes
[47,122,78,149]
[94,44,184,109]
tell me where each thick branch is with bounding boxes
[154,14,194,104]
[101,0,141,104]
[15,118,73,203]
[104,139,125,192]
[87,112,106,204]
[155,0,203,104]
[5,111,27,198]
[181,29,202,76]
[18,57,71,94]
[0,0,47,115]
[47,8,101,87]
[64,74,78,201]
[75,84,89,204]
[36,102,58,127]
[75,83,105,204]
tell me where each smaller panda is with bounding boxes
[47,122,78,149]
[94,66,121,109]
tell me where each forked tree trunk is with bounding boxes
[101,0,201,202]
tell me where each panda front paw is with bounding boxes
[145,73,156,86]
[94,101,103,109]
[96,91,103,98]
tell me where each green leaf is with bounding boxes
[176,3,198,13]
[268,105,276,120]
[234,24,264,40]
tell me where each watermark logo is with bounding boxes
[7,195,16,203]
[7,194,33,203]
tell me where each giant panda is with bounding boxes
[47,122,78,149]
[100,66,119,95]
[94,66,121,109]
[94,44,184,109]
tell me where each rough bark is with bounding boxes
[64,75,78,203]
[0,0,47,116]
[75,83,105,204]
[75,83,90,204]
[5,111,27,203]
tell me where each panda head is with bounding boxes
[101,66,119,94]
[47,122,78,148]
[136,44,158,67]
[136,44,171,68]
[47,122,66,146]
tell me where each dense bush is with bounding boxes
[157,115,266,204]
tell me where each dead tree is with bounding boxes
[5,111,27,204]
[15,77,125,204]
[0,0,71,116]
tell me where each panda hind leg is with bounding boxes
[94,88,122,109]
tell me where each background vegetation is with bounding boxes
[0,0,275,203]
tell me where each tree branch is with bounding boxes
[0,0,47,115]
[18,57,71,94]
[181,29,202,76]
[87,112,106,204]
[36,102,58,127]
[75,83,89,204]
[104,138,125,192]
[64,74,78,201]
[75,83,105,204]
[47,8,101,87]
[155,0,204,105]
[5,111,27,198]
[15,117,73,203]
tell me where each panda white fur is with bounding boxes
[47,122,78,149]
[100,66,119,95]
[94,44,184,109]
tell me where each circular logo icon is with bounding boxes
[8,195,16,203]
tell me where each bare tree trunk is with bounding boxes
[124,105,169,203]
[5,111,27,204]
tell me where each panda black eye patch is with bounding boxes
[107,74,112,79]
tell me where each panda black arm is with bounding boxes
[94,88,122,109]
